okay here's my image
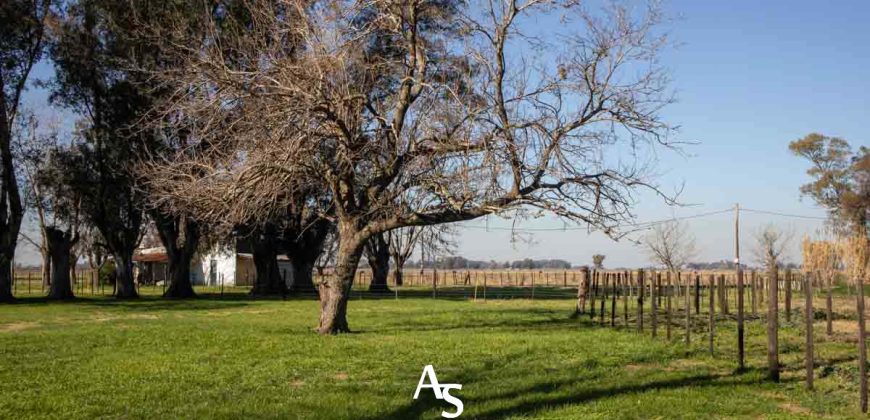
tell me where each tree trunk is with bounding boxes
[250,227,285,296]
[390,255,405,286]
[154,212,200,299]
[317,237,364,334]
[113,250,138,298]
[46,227,75,300]
[41,248,51,287]
[365,232,390,293]
[282,220,330,295]
[290,257,316,294]
[164,251,195,298]
[767,265,780,382]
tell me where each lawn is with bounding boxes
[0,289,865,419]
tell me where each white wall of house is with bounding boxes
[197,246,238,286]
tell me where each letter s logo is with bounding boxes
[440,384,463,419]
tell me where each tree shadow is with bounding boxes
[368,368,790,420]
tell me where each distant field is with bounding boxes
[1,288,867,419]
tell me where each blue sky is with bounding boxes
[454,0,868,267]
[15,1,870,267]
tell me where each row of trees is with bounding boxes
[1,0,681,334]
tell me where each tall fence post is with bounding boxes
[637,270,645,332]
[708,273,715,356]
[737,268,745,370]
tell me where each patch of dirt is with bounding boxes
[290,380,305,389]
[665,359,707,371]
[624,363,655,371]
[779,402,812,415]
[334,372,349,381]
[203,309,276,317]
[0,321,39,333]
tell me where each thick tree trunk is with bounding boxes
[114,250,138,298]
[317,238,364,334]
[365,232,390,293]
[767,265,780,382]
[290,257,316,294]
[250,227,285,296]
[164,252,195,298]
[282,220,330,295]
[0,256,12,302]
[154,213,199,299]
[46,227,75,300]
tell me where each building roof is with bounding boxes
[133,250,169,263]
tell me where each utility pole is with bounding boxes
[736,203,745,370]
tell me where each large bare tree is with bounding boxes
[146,0,678,333]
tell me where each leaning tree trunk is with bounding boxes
[318,238,364,334]
[46,227,75,300]
[250,228,285,296]
[365,233,390,293]
[113,249,138,299]
[767,265,780,382]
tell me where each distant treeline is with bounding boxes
[404,256,572,270]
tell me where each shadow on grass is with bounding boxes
[368,368,791,420]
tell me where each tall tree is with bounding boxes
[47,0,160,298]
[0,0,51,301]
[790,134,870,236]
[147,0,679,333]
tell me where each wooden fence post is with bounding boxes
[767,264,780,382]
[665,270,674,341]
[805,271,814,390]
[785,268,793,323]
[708,274,715,356]
[637,270,645,332]
[684,272,691,344]
[826,273,833,336]
[651,270,658,338]
[737,267,745,370]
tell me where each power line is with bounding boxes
[740,208,828,221]
[456,208,734,232]
[455,206,827,234]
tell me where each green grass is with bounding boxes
[0,290,866,419]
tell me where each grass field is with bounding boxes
[0,289,867,419]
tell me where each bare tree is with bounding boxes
[388,224,456,286]
[642,220,696,272]
[146,0,679,333]
[754,224,790,382]
[592,254,606,270]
